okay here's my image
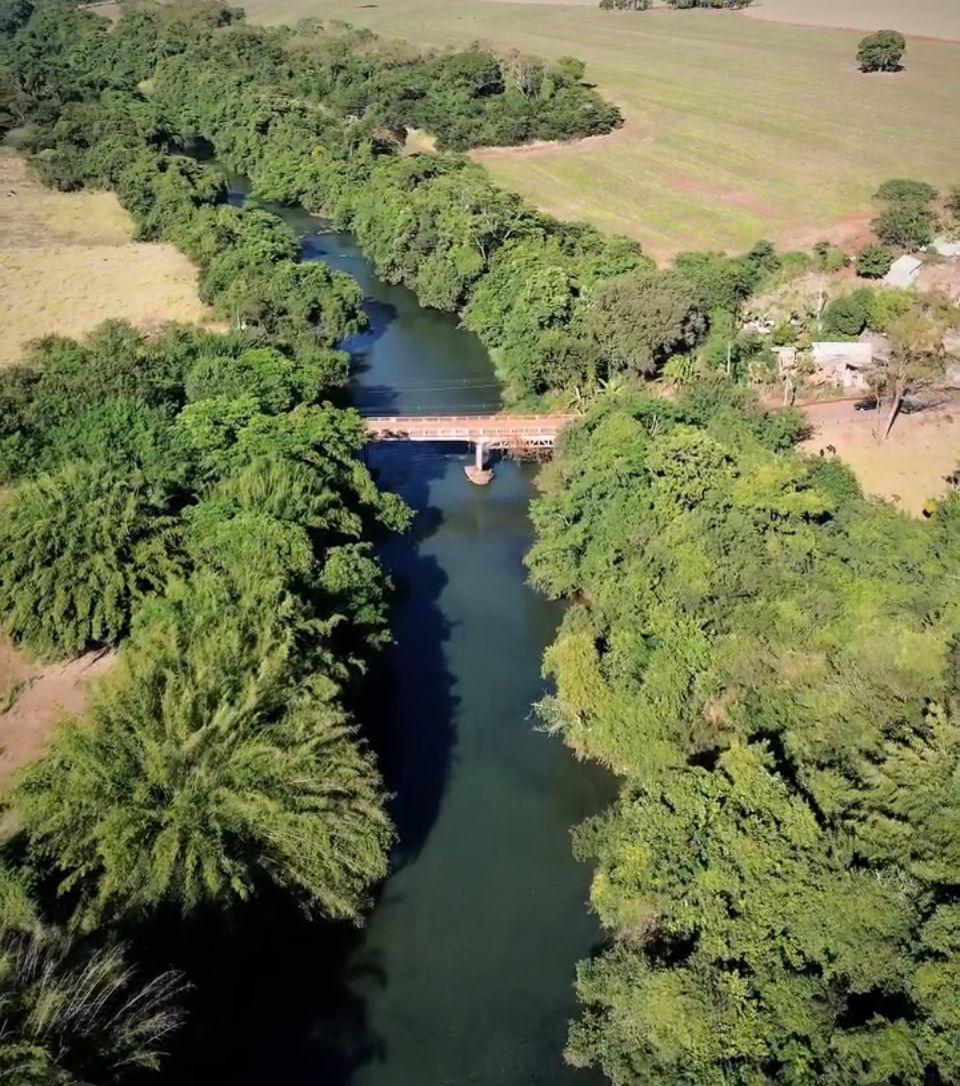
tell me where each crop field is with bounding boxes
[0,149,216,364]
[243,0,960,261]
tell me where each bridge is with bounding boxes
[363,414,576,483]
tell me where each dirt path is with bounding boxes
[0,640,115,785]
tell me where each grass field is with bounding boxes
[0,149,216,364]
[243,0,960,261]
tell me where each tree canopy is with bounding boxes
[857,29,907,73]
[528,386,960,1085]
[15,573,392,925]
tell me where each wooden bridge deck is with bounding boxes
[363,414,576,447]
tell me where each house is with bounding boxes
[811,341,873,391]
[932,237,960,259]
[884,254,923,289]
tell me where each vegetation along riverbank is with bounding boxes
[1,0,959,1082]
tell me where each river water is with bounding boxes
[151,184,611,1085]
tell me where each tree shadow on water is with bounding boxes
[130,890,387,1086]
[360,440,459,866]
[140,443,459,1086]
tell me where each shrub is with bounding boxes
[821,288,872,338]
[0,462,182,656]
[857,29,906,72]
[856,243,895,279]
[873,202,935,250]
[867,288,914,332]
[874,178,938,206]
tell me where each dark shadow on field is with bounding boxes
[138,442,458,1086]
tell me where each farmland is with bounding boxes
[243,0,960,261]
[0,149,216,364]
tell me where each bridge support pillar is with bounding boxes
[464,440,493,486]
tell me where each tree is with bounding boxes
[528,388,960,1085]
[857,29,906,73]
[856,242,894,279]
[586,271,705,378]
[873,303,948,440]
[821,288,872,338]
[874,178,938,206]
[0,462,182,656]
[14,573,393,925]
[873,201,935,250]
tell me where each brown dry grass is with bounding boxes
[0,150,217,365]
[802,399,960,515]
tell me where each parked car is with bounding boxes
[854,398,878,412]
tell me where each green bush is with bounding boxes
[874,177,938,206]
[857,29,906,72]
[856,242,895,279]
[0,462,183,657]
[874,202,935,249]
[821,288,872,338]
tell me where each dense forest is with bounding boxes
[528,389,960,1084]
[0,315,411,1078]
[0,0,783,404]
[2,2,959,1083]
[4,0,944,412]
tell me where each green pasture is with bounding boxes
[243,0,960,259]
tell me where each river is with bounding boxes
[149,181,612,1086]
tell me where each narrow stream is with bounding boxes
[151,179,612,1085]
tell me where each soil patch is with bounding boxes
[801,397,960,514]
[0,637,115,786]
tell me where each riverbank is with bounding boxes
[141,181,613,1086]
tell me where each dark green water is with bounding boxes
[152,186,612,1085]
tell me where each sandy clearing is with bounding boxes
[0,149,217,365]
[801,398,960,514]
[0,638,116,785]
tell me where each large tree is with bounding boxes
[857,29,906,73]
[15,573,393,925]
[585,271,705,378]
[872,302,950,440]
